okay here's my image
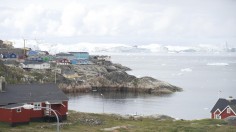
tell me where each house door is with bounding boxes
[45,104,51,116]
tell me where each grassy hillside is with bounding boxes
[0,60,67,84]
[0,111,235,132]
[0,60,25,83]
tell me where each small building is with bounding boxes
[20,61,50,69]
[211,97,236,119]
[0,48,25,59]
[56,58,70,65]
[69,52,89,64]
[9,53,17,59]
[93,55,111,61]
[69,52,89,59]
[56,52,75,60]
[70,59,78,65]
[0,77,68,126]
[27,50,39,56]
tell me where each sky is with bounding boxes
[0,0,236,47]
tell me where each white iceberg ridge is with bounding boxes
[206,63,229,66]
[180,68,192,72]
[11,39,235,54]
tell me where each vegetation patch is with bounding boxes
[0,111,235,132]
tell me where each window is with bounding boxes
[33,103,41,110]
[227,108,231,113]
[16,108,21,112]
[215,114,221,119]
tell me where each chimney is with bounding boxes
[227,96,233,102]
[0,76,6,92]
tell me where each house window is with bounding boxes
[227,108,231,113]
[215,114,221,119]
[16,108,21,112]
[33,103,41,110]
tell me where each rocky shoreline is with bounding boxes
[0,55,182,95]
[57,58,183,95]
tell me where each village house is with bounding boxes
[69,52,89,65]
[0,48,25,61]
[20,61,50,70]
[56,52,75,60]
[56,58,70,65]
[93,55,111,61]
[0,77,68,126]
[211,97,236,119]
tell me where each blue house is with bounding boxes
[27,50,38,56]
[69,52,89,64]
[70,59,78,65]
[9,53,17,59]
[69,52,89,59]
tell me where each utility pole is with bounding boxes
[55,64,57,84]
[23,39,26,59]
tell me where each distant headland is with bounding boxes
[0,39,182,95]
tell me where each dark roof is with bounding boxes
[56,53,74,56]
[229,105,236,113]
[0,83,68,106]
[0,103,24,109]
[69,52,89,54]
[211,98,236,113]
[22,61,46,65]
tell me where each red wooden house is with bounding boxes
[211,97,236,119]
[0,77,69,126]
[56,58,70,65]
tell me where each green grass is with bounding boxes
[0,111,235,132]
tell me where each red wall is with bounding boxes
[11,108,30,123]
[212,110,221,119]
[220,108,236,119]
[0,108,30,123]
[0,108,12,123]
[0,101,68,124]
[29,103,46,119]
[51,101,68,117]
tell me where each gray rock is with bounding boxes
[224,116,236,126]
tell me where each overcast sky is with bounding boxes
[0,0,236,46]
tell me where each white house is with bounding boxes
[20,61,50,69]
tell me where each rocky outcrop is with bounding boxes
[58,60,182,94]
[0,55,182,95]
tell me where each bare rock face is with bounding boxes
[59,70,182,95]
[225,116,236,126]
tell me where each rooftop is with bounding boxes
[0,83,68,106]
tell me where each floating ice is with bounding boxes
[180,68,192,72]
[207,63,229,66]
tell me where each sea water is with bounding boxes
[68,52,236,119]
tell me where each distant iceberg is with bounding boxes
[180,68,192,72]
[11,39,236,54]
[206,63,229,66]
